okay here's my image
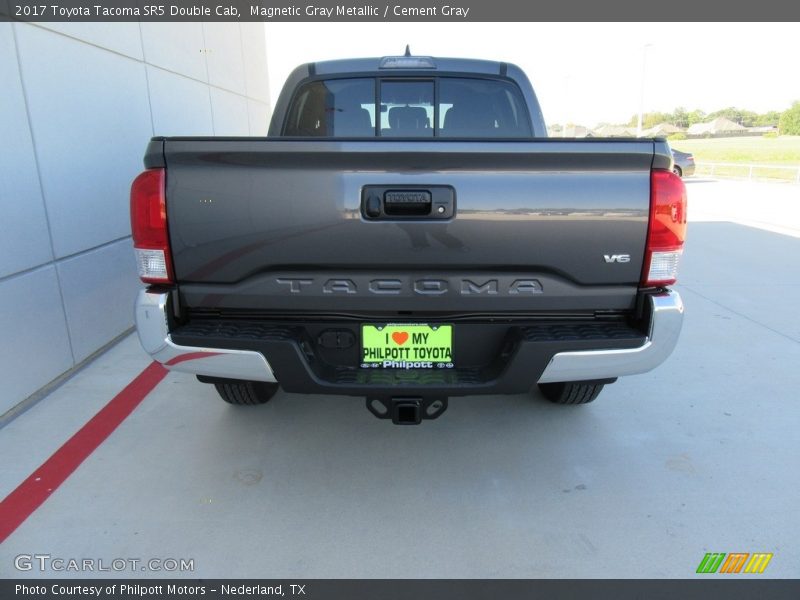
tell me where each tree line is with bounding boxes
[616,103,800,134]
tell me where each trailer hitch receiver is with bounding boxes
[366,397,448,424]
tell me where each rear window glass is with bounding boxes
[438,78,531,138]
[283,77,531,138]
[283,78,375,137]
[380,80,434,137]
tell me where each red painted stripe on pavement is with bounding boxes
[0,361,168,543]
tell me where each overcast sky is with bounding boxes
[264,22,800,127]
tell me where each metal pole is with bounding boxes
[563,75,570,138]
[637,44,652,137]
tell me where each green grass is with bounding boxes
[670,136,800,182]
[670,136,800,165]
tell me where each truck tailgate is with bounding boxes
[161,139,658,314]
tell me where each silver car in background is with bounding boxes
[671,148,696,177]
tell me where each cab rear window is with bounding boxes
[282,77,532,138]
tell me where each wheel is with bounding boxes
[672,165,683,177]
[537,381,607,404]
[213,379,279,405]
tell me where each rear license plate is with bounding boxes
[361,324,453,369]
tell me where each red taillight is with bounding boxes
[130,168,173,284]
[641,169,687,287]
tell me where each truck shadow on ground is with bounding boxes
[197,385,620,496]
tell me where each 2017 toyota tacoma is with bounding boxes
[132,53,686,424]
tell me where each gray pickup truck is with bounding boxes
[132,53,686,424]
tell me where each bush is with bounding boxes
[779,102,800,135]
[668,133,687,141]
[762,131,778,139]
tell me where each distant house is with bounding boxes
[593,124,635,137]
[643,123,685,137]
[747,125,778,134]
[561,124,595,138]
[687,117,747,136]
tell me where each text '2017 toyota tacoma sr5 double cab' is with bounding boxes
[132,53,686,424]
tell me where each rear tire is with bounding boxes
[213,380,279,405]
[537,381,606,405]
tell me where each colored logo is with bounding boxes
[696,552,773,574]
[391,331,409,345]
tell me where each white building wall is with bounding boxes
[0,22,270,414]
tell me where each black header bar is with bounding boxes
[3,579,800,600]
[2,0,799,22]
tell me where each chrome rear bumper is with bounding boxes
[135,288,682,386]
[538,289,684,382]
[134,290,276,382]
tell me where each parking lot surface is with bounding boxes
[1,179,798,578]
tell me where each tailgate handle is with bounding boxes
[362,186,455,220]
[384,190,431,215]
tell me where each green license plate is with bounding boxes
[361,324,453,369]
